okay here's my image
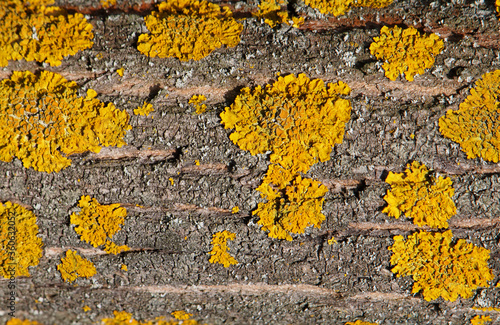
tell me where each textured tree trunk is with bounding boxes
[1,0,500,324]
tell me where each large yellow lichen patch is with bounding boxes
[70,196,130,255]
[209,230,238,267]
[383,161,456,228]
[439,70,500,162]
[0,201,43,278]
[57,249,96,283]
[221,73,351,240]
[389,230,493,302]
[369,26,444,81]
[0,0,93,67]
[0,71,131,173]
[303,0,393,16]
[254,0,304,28]
[137,0,243,61]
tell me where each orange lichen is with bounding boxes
[221,73,351,240]
[171,311,192,320]
[116,68,124,77]
[134,101,154,117]
[473,307,500,312]
[83,305,92,312]
[254,0,304,28]
[303,0,393,16]
[345,321,378,325]
[70,196,130,255]
[389,230,493,301]
[369,26,444,81]
[137,0,243,61]
[6,319,43,325]
[189,94,207,114]
[0,201,43,278]
[208,230,238,267]
[382,161,456,228]
[100,310,205,325]
[57,249,97,283]
[254,169,328,241]
[0,71,131,173]
[471,316,492,325]
[231,206,239,214]
[0,0,93,67]
[101,0,117,9]
[121,264,128,271]
[439,70,500,163]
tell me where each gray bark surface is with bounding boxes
[1,0,500,324]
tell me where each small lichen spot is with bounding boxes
[57,250,97,283]
[189,94,208,114]
[209,230,238,267]
[471,315,492,325]
[134,101,154,117]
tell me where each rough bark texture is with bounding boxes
[1,0,500,324]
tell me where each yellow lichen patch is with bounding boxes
[221,73,351,240]
[101,311,140,325]
[134,101,154,117]
[474,307,500,312]
[137,0,243,62]
[57,249,97,283]
[83,305,91,312]
[254,0,304,28]
[471,316,492,325]
[439,70,500,163]
[303,0,392,16]
[369,26,444,81]
[208,230,238,267]
[6,319,43,325]
[101,0,117,9]
[389,230,494,302]
[221,73,351,174]
[0,71,131,173]
[231,206,239,214]
[100,310,204,325]
[0,201,43,278]
[253,169,328,241]
[121,264,128,271]
[189,94,207,114]
[70,196,130,255]
[327,236,337,245]
[171,311,192,320]
[382,161,456,228]
[116,68,124,77]
[0,0,93,67]
[345,321,378,325]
